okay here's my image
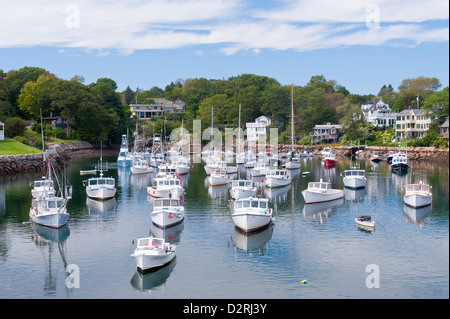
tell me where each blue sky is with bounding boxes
[0,0,448,95]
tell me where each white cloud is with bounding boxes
[0,0,447,54]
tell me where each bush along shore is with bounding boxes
[1,141,448,175]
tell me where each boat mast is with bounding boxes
[291,84,294,154]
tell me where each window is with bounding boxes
[260,202,267,208]
[251,201,258,208]
[243,201,250,208]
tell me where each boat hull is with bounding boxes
[355,219,375,229]
[264,177,291,189]
[391,163,409,172]
[285,161,300,170]
[86,187,117,200]
[301,189,343,204]
[343,177,366,189]
[403,194,432,208]
[208,176,231,186]
[150,210,184,229]
[130,166,153,175]
[29,209,69,229]
[232,213,272,233]
[323,159,337,165]
[131,250,176,272]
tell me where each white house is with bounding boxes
[130,98,185,119]
[395,108,434,139]
[361,98,396,127]
[246,116,271,142]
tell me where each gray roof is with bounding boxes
[313,124,341,129]
[396,108,429,116]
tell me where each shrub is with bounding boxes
[13,136,29,145]
[433,138,448,149]
[51,128,68,140]
[5,117,27,138]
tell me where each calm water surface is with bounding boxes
[0,156,448,299]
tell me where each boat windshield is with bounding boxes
[47,199,64,209]
[138,237,164,248]
[308,182,330,189]
[345,170,365,176]
[154,199,181,207]
[406,184,429,192]
[236,199,267,209]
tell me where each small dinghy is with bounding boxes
[355,215,375,229]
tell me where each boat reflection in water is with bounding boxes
[302,198,344,223]
[130,257,177,293]
[263,185,290,203]
[344,187,367,202]
[31,223,71,296]
[86,197,117,216]
[231,223,274,255]
[403,204,432,226]
[151,222,184,244]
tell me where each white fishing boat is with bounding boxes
[301,179,343,204]
[84,175,117,200]
[208,169,233,186]
[150,198,185,229]
[31,178,55,199]
[29,151,71,229]
[130,159,153,175]
[147,174,185,198]
[370,151,382,163]
[403,181,432,208]
[251,162,274,177]
[285,152,301,170]
[263,169,291,189]
[172,158,190,175]
[299,149,314,158]
[355,215,375,230]
[230,180,257,199]
[131,236,176,272]
[117,134,132,167]
[30,196,70,229]
[231,197,273,233]
[205,159,237,175]
[341,167,366,189]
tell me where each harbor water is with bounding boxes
[0,156,448,299]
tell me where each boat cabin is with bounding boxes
[136,237,165,250]
[392,153,407,164]
[153,198,183,209]
[266,169,287,177]
[152,177,182,188]
[33,197,65,210]
[84,177,115,187]
[343,170,365,177]
[232,180,253,188]
[159,165,177,175]
[307,181,331,191]
[406,183,430,193]
[33,180,54,189]
[235,198,268,210]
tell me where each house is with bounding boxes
[440,116,449,142]
[0,121,4,140]
[311,123,342,144]
[361,98,396,127]
[395,107,434,139]
[246,116,271,142]
[42,115,75,131]
[130,98,185,119]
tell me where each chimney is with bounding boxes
[408,105,411,110]
[373,97,377,110]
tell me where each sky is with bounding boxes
[0,0,448,95]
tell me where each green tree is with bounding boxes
[17,74,59,119]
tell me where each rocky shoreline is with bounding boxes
[0,141,448,175]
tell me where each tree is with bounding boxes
[3,66,51,117]
[17,74,59,119]
[196,94,231,130]
[398,76,442,107]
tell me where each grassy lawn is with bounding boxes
[0,139,42,155]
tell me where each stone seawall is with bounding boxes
[0,142,94,175]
